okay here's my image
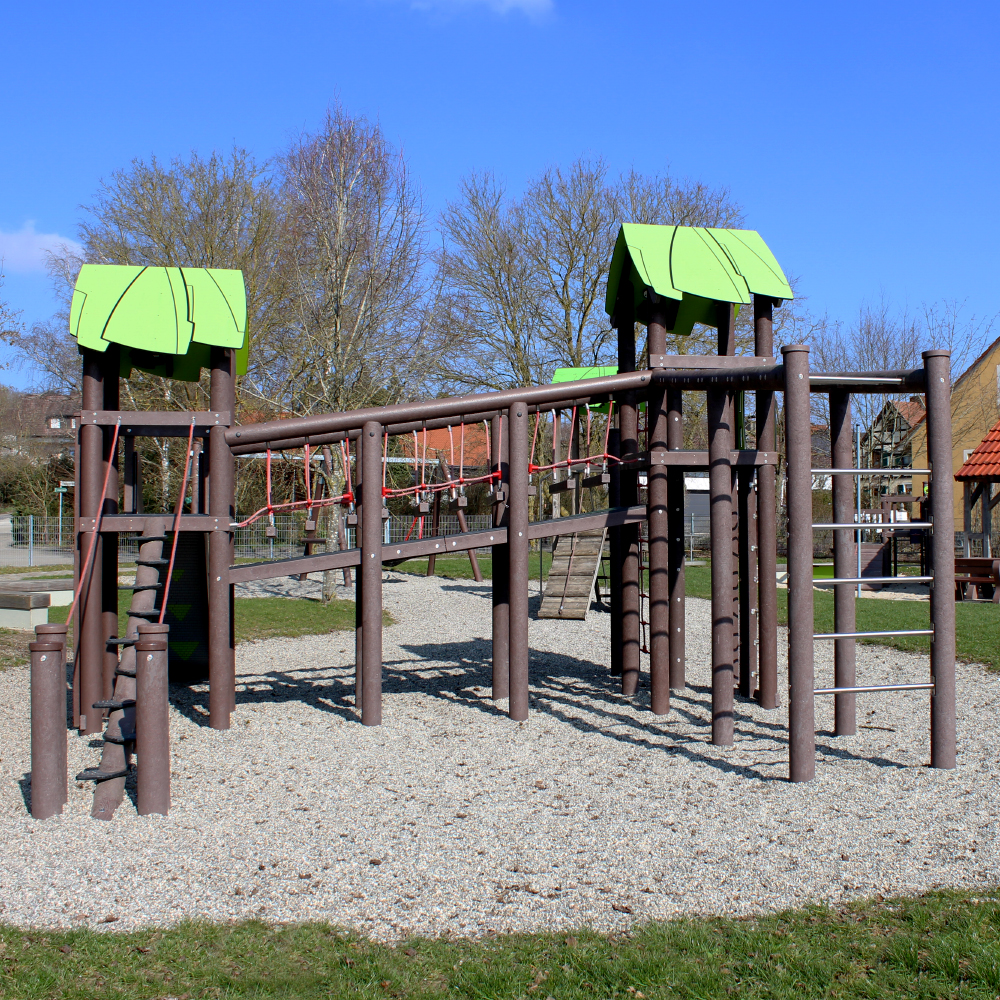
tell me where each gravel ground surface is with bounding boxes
[0,571,996,939]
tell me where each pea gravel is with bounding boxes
[0,571,996,939]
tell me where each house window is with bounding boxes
[48,418,61,430]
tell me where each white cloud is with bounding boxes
[0,222,82,274]
[409,0,553,15]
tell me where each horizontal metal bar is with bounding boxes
[812,576,934,585]
[811,468,932,476]
[814,629,934,639]
[648,354,774,369]
[814,683,935,695]
[812,523,932,530]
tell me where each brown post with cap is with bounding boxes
[617,283,641,696]
[30,638,66,819]
[709,304,736,744]
[135,622,170,816]
[738,468,758,698]
[208,347,236,728]
[79,349,106,735]
[830,389,857,735]
[491,413,510,700]
[754,295,779,709]
[646,302,670,714]
[101,346,119,702]
[361,420,384,725]
[667,388,685,690]
[354,432,363,707]
[783,344,815,782]
[508,403,530,721]
[923,349,956,769]
[608,426,622,676]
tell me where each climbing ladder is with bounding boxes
[538,529,607,620]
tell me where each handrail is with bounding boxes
[814,629,933,639]
[814,683,934,695]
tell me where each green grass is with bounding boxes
[685,564,1000,672]
[1,889,999,998]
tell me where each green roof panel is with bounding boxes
[605,224,793,335]
[69,264,248,382]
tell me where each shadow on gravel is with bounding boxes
[17,773,30,812]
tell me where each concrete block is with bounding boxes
[0,606,48,630]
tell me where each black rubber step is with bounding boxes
[107,637,137,647]
[114,667,136,678]
[135,535,170,543]
[76,767,129,783]
[128,609,163,617]
[136,558,169,566]
[92,699,136,711]
[118,583,163,591]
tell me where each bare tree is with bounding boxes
[435,158,747,392]
[254,106,435,417]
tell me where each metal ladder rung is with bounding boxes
[810,468,932,476]
[812,523,932,531]
[812,576,933,585]
[814,682,935,695]
[814,629,933,640]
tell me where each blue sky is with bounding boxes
[1,0,997,387]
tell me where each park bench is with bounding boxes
[954,557,1000,602]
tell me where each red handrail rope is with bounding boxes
[159,418,197,624]
[459,422,465,483]
[448,424,455,468]
[65,419,121,630]
[304,442,312,508]
[421,427,428,488]
[483,420,490,468]
[382,430,389,491]
[529,412,540,471]
[265,447,273,514]
[602,400,615,463]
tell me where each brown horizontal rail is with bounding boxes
[80,515,228,533]
[80,410,230,428]
[228,505,647,583]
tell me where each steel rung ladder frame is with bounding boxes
[784,345,956,782]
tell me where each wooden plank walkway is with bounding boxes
[538,528,606,620]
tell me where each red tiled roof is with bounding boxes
[400,424,490,467]
[956,418,1000,480]
[892,398,925,428]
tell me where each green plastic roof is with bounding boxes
[69,265,248,382]
[605,225,793,336]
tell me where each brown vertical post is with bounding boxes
[783,344,815,782]
[667,389,685,690]
[707,384,735,746]
[738,470,759,698]
[830,390,857,736]
[647,301,670,714]
[923,349,956,770]
[491,413,510,700]
[354,433,363,707]
[361,420,383,726]
[30,639,66,819]
[507,403,530,721]
[79,349,105,735]
[135,622,170,816]
[617,284,641,696]
[718,307,739,695]
[72,434,81,729]
[754,295,779,709]
[608,426,623,677]
[101,347,120,702]
[36,621,68,803]
[209,347,236,729]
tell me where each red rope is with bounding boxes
[448,424,455,467]
[265,447,273,513]
[65,419,121,630]
[304,442,311,507]
[529,412,540,471]
[159,418,197,624]
[382,430,389,491]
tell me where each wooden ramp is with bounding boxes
[538,529,606,620]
